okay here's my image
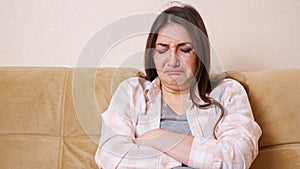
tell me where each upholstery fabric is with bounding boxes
[227,69,300,168]
[0,67,299,169]
[0,67,67,169]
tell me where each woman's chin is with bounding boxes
[164,79,191,91]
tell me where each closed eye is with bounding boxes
[179,48,192,54]
[157,49,168,54]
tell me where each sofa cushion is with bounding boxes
[0,136,61,169]
[0,67,69,169]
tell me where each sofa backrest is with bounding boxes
[0,67,299,169]
[0,67,143,169]
[0,67,69,169]
[228,69,300,168]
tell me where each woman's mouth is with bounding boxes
[165,69,184,75]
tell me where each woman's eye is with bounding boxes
[156,49,167,54]
[179,48,192,54]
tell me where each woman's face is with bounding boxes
[153,23,197,92]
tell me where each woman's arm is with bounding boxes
[95,80,164,169]
[95,81,180,169]
[96,121,162,169]
[134,79,262,169]
[134,128,193,165]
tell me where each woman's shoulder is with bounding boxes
[210,78,247,99]
[217,78,245,89]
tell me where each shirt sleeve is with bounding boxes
[95,79,164,169]
[188,79,262,169]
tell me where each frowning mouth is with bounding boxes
[164,70,184,75]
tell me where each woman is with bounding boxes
[95,4,261,169]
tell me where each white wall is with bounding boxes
[1,0,299,71]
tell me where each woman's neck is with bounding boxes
[161,85,190,115]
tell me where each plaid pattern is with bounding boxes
[95,77,261,169]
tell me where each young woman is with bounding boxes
[95,4,261,169]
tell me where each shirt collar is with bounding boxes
[144,77,161,102]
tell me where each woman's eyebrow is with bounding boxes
[155,42,193,47]
[155,43,169,47]
[177,42,193,47]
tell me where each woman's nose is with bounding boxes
[168,48,180,67]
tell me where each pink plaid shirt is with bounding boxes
[95,77,262,169]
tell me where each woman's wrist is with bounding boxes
[134,129,166,147]
[134,129,192,152]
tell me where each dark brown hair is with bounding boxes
[144,4,225,137]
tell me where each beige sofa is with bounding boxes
[0,67,299,169]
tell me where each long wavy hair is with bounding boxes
[144,4,225,137]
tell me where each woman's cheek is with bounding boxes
[154,56,167,70]
[182,55,197,74]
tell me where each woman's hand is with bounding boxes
[134,129,194,165]
[134,129,166,146]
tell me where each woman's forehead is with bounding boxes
[157,23,192,43]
